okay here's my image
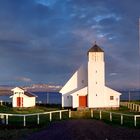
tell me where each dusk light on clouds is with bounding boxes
[0,0,140,90]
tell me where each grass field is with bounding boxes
[0,104,61,114]
[0,105,69,140]
[0,105,140,140]
[71,106,140,128]
[0,105,69,127]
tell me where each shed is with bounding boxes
[10,87,37,107]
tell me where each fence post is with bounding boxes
[59,111,62,120]
[37,114,40,125]
[121,115,123,125]
[133,104,135,111]
[23,115,26,127]
[91,109,93,118]
[69,110,71,118]
[128,103,130,109]
[50,112,52,121]
[100,110,102,120]
[136,105,138,112]
[6,115,8,125]
[110,112,112,121]
[0,100,3,106]
[130,103,132,110]
[134,116,136,127]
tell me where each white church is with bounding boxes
[60,44,121,109]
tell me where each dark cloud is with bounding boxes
[0,0,139,89]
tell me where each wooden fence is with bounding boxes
[120,102,140,112]
[0,109,139,127]
[90,110,140,127]
[0,109,70,127]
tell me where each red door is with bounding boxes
[17,97,23,107]
[79,96,87,107]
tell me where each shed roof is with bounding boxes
[24,92,37,97]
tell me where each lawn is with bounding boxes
[107,106,140,115]
[70,106,140,128]
[0,105,60,114]
[0,105,140,140]
[0,105,69,127]
[0,105,69,140]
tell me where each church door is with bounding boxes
[79,96,87,107]
[17,97,23,107]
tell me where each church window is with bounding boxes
[82,80,84,83]
[96,82,97,84]
[110,96,114,100]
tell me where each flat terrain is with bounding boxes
[26,119,140,140]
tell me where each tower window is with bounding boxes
[96,82,97,84]
[110,96,114,100]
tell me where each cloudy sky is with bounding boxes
[0,0,140,90]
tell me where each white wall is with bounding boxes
[104,86,121,107]
[60,64,87,107]
[71,87,87,108]
[62,94,72,107]
[88,52,105,107]
[23,96,36,107]
[12,93,36,107]
[60,64,87,94]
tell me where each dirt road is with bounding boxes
[26,119,140,140]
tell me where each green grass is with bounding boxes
[70,106,140,128]
[0,105,60,114]
[106,106,140,115]
[0,105,69,128]
[131,101,140,105]
[0,107,68,140]
[0,105,140,140]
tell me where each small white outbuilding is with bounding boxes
[60,44,121,109]
[10,87,37,107]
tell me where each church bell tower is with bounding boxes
[87,43,105,107]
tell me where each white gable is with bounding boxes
[11,87,25,93]
[60,64,87,95]
[105,86,121,96]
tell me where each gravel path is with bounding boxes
[26,119,140,140]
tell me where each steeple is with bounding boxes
[87,42,104,62]
[88,43,104,53]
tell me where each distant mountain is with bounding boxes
[0,84,62,95]
[23,84,62,92]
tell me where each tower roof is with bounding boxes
[88,44,104,53]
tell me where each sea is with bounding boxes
[0,91,139,104]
